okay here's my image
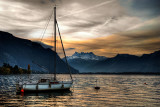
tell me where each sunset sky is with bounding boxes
[0,0,160,57]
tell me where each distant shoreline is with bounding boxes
[1,72,160,75]
[78,72,160,75]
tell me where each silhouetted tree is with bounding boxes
[0,63,31,75]
[13,65,19,74]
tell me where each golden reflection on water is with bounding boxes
[0,74,160,106]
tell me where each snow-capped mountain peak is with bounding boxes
[67,52,107,60]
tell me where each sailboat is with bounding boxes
[16,6,73,92]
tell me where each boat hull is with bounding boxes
[22,82,72,91]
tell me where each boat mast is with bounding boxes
[54,6,57,80]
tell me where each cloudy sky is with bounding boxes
[0,0,160,57]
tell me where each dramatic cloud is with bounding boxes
[64,17,160,57]
[56,0,142,40]
[119,0,160,19]
[0,0,57,38]
[0,0,142,40]
[0,0,160,57]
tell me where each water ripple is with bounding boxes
[0,74,160,106]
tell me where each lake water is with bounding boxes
[0,74,160,107]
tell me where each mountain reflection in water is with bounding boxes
[0,74,160,106]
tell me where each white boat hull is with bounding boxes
[22,81,72,91]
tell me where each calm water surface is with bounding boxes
[0,74,160,107]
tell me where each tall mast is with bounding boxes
[54,6,57,80]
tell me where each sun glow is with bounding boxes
[29,30,43,38]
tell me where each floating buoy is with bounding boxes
[95,86,100,90]
[144,83,147,85]
[94,79,100,90]
[21,89,24,93]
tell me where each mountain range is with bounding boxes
[0,31,79,74]
[66,52,107,60]
[0,31,160,74]
[65,52,107,72]
[66,51,160,73]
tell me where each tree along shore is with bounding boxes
[0,63,31,75]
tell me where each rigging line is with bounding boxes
[40,6,55,42]
[40,17,49,41]
[56,20,73,81]
[31,7,54,74]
